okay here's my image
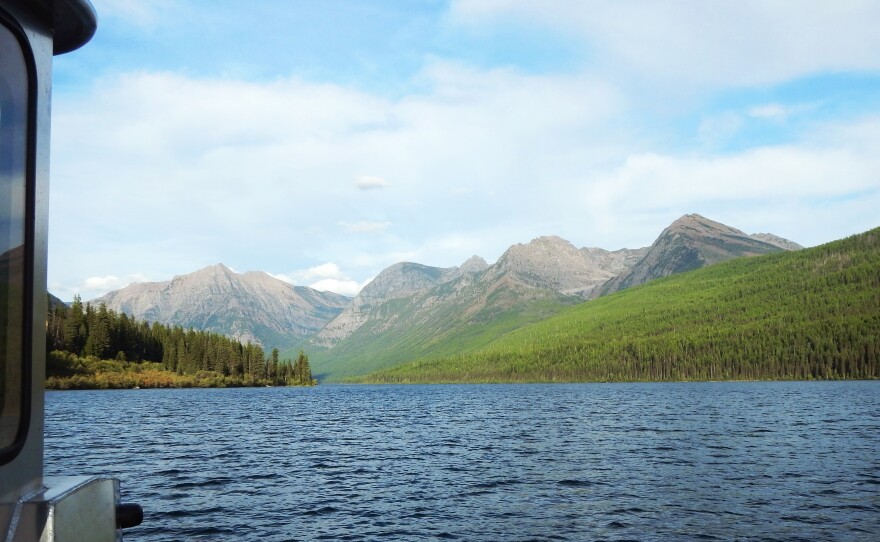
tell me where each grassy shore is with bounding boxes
[45,351,314,389]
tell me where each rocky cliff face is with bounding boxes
[580,246,651,276]
[593,214,797,297]
[750,233,804,251]
[484,236,640,298]
[308,252,585,378]
[313,237,648,351]
[92,263,350,349]
[457,255,490,275]
[312,261,467,347]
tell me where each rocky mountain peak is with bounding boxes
[666,213,746,238]
[358,262,458,303]
[459,255,489,275]
[86,213,803,368]
[491,235,618,297]
[192,262,235,277]
[593,213,800,298]
[312,261,459,347]
[170,262,236,289]
[499,236,578,265]
[92,264,349,350]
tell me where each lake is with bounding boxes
[45,382,880,541]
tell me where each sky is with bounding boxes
[48,0,880,301]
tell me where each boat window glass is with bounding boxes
[0,18,29,457]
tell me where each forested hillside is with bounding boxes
[305,214,799,381]
[362,227,880,383]
[304,248,588,381]
[46,296,315,388]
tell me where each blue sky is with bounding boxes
[49,0,880,300]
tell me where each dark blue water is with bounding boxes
[45,382,880,541]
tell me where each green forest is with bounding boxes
[360,227,880,384]
[46,297,316,389]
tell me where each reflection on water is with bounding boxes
[46,382,880,541]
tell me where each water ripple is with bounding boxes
[44,381,880,542]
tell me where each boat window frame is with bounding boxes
[0,6,36,466]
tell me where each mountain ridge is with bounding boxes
[592,214,794,298]
[305,214,800,379]
[86,214,801,373]
[361,226,878,384]
[91,263,350,350]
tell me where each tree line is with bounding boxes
[46,296,315,388]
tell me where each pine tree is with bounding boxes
[290,350,313,385]
[270,348,280,384]
[63,295,86,354]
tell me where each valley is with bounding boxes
[62,213,880,384]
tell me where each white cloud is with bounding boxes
[697,112,744,147]
[49,63,628,299]
[591,148,876,211]
[271,262,370,296]
[747,102,822,121]
[583,121,880,247]
[451,0,880,90]
[355,175,391,190]
[278,262,344,283]
[747,104,789,119]
[697,103,825,147]
[340,220,392,234]
[83,275,124,291]
[303,263,345,280]
[47,2,880,303]
[51,273,153,302]
[308,278,369,297]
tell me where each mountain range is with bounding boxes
[92,263,349,349]
[87,214,801,378]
